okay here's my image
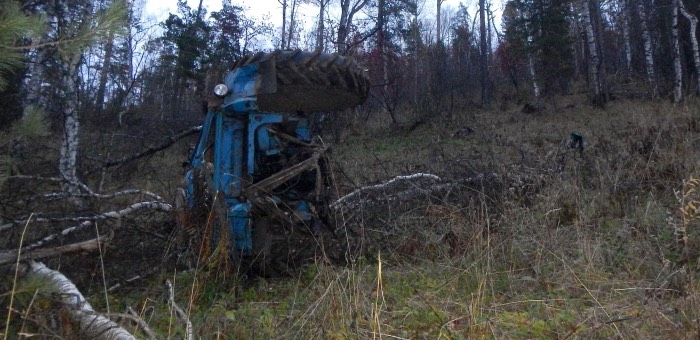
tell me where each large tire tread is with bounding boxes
[232,49,370,113]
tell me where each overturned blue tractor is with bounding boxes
[175,50,370,275]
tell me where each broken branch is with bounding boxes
[43,188,164,201]
[165,279,194,340]
[0,230,113,265]
[331,173,441,209]
[15,201,172,225]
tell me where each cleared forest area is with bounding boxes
[3,93,700,338]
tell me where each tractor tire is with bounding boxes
[232,50,370,113]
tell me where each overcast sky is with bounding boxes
[144,0,498,24]
[145,0,312,23]
[143,0,503,48]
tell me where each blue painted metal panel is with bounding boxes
[213,114,245,196]
[220,64,260,114]
[247,113,284,175]
[184,169,195,207]
[295,200,312,222]
[230,119,244,197]
[213,113,227,193]
[230,201,253,254]
[256,126,282,156]
[190,110,215,168]
[295,118,311,142]
[185,111,216,207]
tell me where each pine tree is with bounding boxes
[502,0,574,99]
[160,0,212,113]
[0,0,42,91]
[0,0,43,125]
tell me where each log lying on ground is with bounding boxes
[21,261,136,340]
[43,188,164,201]
[23,220,95,251]
[0,230,112,265]
[10,173,165,202]
[3,201,172,252]
[11,201,173,226]
[330,172,503,210]
[331,173,442,209]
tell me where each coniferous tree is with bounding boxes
[160,0,211,114]
[502,0,574,100]
[0,0,43,125]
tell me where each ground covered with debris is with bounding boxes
[2,97,700,338]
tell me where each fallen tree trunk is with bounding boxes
[43,188,164,201]
[331,173,442,209]
[0,231,113,265]
[330,172,507,210]
[21,261,136,339]
[13,201,173,226]
[23,220,95,251]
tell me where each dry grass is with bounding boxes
[131,97,699,338]
[3,96,700,338]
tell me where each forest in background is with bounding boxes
[1,0,699,127]
[1,0,700,338]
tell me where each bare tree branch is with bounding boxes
[165,279,194,340]
[0,231,113,265]
[4,202,172,242]
[85,125,202,175]
[43,188,164,202]
[23,221,94,251]
[107,266,161,293]
[16,201,173,225]
[331,173,442,209]
[331,173,503,209]
[105,308,157,340]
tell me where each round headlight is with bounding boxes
[213,84,229,97]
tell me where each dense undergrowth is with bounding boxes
[3,95,700,338]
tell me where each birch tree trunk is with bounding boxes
[525,13,540,102]
[23,261,136,339]
[57,1,94,196]
[637,0,657,98]
[680,0,700,95]
[622,0,632,73]
[529,55,540,100]
[59,51,83,196]
[672,0,683,102]
[56,1,125,196]
[582,0,601,101]
[479,0,490,108]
